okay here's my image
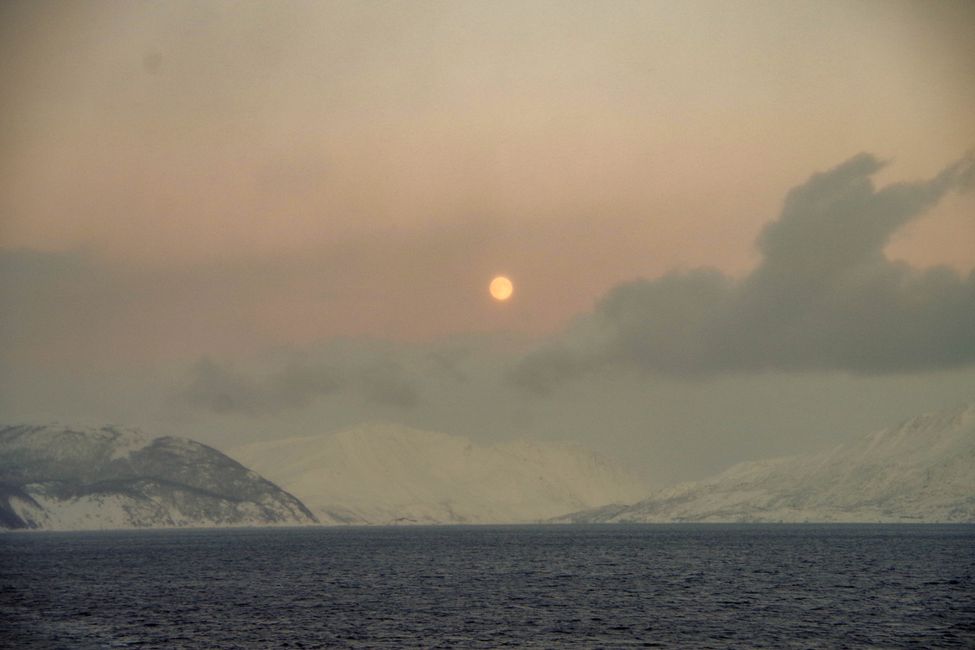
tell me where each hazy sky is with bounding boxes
[2,1,973,486]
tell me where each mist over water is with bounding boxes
[3,525,973,648]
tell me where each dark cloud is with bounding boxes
[513,152,975,390]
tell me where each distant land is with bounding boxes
[231,422,649,525]
[0,425,317,530]
[2,401,972,531]
[556,401,975,524]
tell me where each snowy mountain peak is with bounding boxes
[0,424,318,530]
[558,400,975,524]
[232,423,649,525]
[334,420,454,442]
[856,401,974,462]
[1,423,151,465]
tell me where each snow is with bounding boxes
[559,401,975,524]
[17,491,141,531]
[230,422,649,525]
[1,424,319,531]
[0,423,150,462]
[10,490,314,531]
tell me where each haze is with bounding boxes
[2,0,973,487]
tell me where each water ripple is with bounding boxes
[1,524,973,648]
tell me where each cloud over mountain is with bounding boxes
[176,353,420,417]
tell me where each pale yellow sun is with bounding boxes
[489,275,513,301]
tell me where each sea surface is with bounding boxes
[1,524,973,648]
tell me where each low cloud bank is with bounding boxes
[176,354,421,416]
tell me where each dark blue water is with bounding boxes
[2,525,973,648]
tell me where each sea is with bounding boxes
[1,524,973,649]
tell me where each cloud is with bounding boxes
[356,358,421,410]
[174,350,421,417]
[513,152,975,390]
[7,152,972,419]
[175,358,343,416]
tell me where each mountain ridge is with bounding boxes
[555,401,975,524]
[231,421,649,525]
[0,424,318,530]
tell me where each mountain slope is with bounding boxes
[558,402,975,523]
[231,423,648,524]
[0,424,318,530]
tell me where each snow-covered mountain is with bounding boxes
[557,402,975,524]
[231,423,648,524]
[0,424,318,530]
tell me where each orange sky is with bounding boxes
[1,0,973,357]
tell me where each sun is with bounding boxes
[489,275,514,301]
